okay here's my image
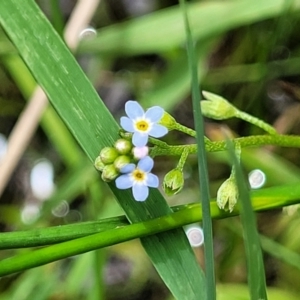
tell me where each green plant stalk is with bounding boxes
[173,122,196,137]
[180,0,215,298]
[1,182,300,276]
[176,147,189,171]
[235,110,277,135]
[227,139,267,300]
[150,134,300,157]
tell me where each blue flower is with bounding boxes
[120,101,168,147]
[115,156,159,201]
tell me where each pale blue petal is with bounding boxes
[115,175,133,189]
[120,117,134,132]
[145,106,164,122]
[125,101,144,119]
[132,184,149,201]
[146,173,159,188]
[138,156,153,172]
[132,132,148,147]
[149,124,168,138]
[120,163,135,173]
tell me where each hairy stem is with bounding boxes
[150,134,300,157]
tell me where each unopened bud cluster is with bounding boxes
[95,138,148,182]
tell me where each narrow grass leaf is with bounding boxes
[179,0,215,298]
[226,140,268,300]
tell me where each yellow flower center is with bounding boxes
[135,120,149,132]
[132,169,146,182]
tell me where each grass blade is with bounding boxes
[179,0,215,298]
[226,140,268,300]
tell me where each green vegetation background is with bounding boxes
[1,0,300,299]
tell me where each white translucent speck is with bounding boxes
[185,225,204,247]
[79,27,97,39]
[248,169,266,189]
[52,200,69,217]
[21,204,40,224]
[64,210,82,223]
[0,133,7,159]
[30,160,55,200]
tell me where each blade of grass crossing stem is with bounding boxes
[4,181,300,276]
[179,0,215,298]
[0,1,205,298]
[226,140,268,300]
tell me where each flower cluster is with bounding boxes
[95,101,168,201]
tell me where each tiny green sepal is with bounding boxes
[201,91,238,120]
[158,112,178,130]
[99,147,119,164]
[101,164,119,182]
[163,168,184,196]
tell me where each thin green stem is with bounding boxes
[174,122,196,137]
[176,147,189,171]
[236,110,277,135]
[150,134,300,157]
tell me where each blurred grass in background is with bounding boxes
[1,0,300,299]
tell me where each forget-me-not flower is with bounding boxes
[120,101,168,147]
[115,156,159,201]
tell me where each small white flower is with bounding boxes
[115,156,158,201]
[120,101,168,147]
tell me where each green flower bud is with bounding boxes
[217,176,238,212]
[101,164,119,182]
[158,112,177,130]
[94,156,106,171]
[114,139,132,155]
[99,147,119,164]
[114,155,131,171]
[163,168,184,196]
[201,91,238,120]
